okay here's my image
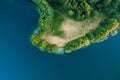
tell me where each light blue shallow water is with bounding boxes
[0,0,120,80]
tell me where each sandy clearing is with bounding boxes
[42,35,67,47]
[41,16,103,47]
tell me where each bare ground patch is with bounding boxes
[41,16,104,47]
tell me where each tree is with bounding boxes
[83,1,91,17]
[38,39,49,51]
[86,32,95,41]
[68,10,74,16]
[31,34,40,46]
[47,44,58,53]
[103,0,112,7]
[113,13,120,23]
[91,10,99,16]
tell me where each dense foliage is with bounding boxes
[64,0,91,20]
[48,0,120,21]
[33,0,54,31]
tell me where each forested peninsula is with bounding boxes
[30,0,120,54]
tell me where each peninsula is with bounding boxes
[30,0,120,54]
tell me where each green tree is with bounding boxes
[47,44,58,53]
[31,34,40,46]
[38,39,49,51]
[68,10,74,16]
[86,32,95,41]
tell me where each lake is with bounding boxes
[0,0,120,80]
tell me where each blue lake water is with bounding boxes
[0,0,120,80]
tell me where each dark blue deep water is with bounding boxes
[0,0,120,80]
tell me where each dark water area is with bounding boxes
[0,0,120,80]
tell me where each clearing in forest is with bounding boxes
[42,15,104,47]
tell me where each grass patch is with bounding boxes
[51,11,65,38]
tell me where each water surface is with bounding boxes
[0,0,120,80]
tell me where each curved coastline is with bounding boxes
[30,0,120,54]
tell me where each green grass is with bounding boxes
[51,11,65,38]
